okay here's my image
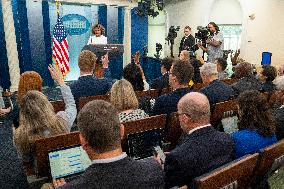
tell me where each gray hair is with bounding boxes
[274,76,284,90]
[200,62,218,76]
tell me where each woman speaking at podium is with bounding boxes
[87,24,107,45]
[87,24,108,78]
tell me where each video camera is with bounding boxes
[195,26,210,41]
[165,26,180,43]
[154,43,162,59]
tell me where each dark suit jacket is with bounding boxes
[150,73,169,92]
[59,157,164,189]
[0,121,29,189]
[151,88,192,116]
[200,80,235,105]
[164,126,235,188]
[70,75,112,103]
[179,35,195,54]
[273,106,284,140]
[262,80,275,92]
[231,75,262,95]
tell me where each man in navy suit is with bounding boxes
[179,26,195,55]
[54,100,164,189]
[200,62,235,105]
[150,57,173,94]
[151,59,194,116]
[69,50,112,105]
[163,92,235,188]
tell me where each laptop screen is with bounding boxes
[48,145,92,179]
[127,129,162,160]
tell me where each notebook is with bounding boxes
[48,145,92,180]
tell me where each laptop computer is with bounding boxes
[127,128,163,160]
[48,145,92,180]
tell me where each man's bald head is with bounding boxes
[178,92,211,123]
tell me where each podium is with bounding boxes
[82,44,124,57]
[81,44,124,79]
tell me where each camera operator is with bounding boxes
[166,26,180,58]
[198,22,224,63]
[179,26,195,55]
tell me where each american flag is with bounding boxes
[52,17,70,77]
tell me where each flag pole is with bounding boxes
[56,0,61,18]
[53,0,70,78]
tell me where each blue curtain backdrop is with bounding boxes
[0,2,11,89]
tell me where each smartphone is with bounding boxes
[153,146,166,163]
[261,52,272,65]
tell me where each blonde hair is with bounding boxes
[14,90,68,158]
[17,71,42,104]
[180,50,190,61]
[78,50,97,72]
[110,79,139,111]
[92,24,105,35]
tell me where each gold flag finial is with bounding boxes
[55,0,61,17]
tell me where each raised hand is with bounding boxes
[133,51,140,64]
[102,53,109,69]
[53,178,66,188]
[48,64,65,86]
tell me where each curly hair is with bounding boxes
[17,71,42,104]
[110,79,139,111]
[91,24,105,35]
[237,90,276,137]
[234,62,253,79]
[123,63,144,91]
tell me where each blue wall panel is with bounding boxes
[118,7,124,44]
[27,1,53,86]
[107,6,123,80]
[12,0,32,73]
[42,1,54,86]
[106,7,124,80]
[131,10,158,82]
[131,10,148,56]
[98,5,107,35]
[107,7,118,44]
[0,2,11,89]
